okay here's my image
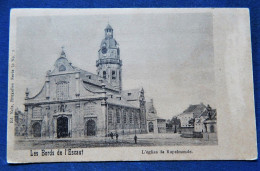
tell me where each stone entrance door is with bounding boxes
[85,119,96,136]
[32,122,41,137]
[148,122,154,133]
[57,116,68,138]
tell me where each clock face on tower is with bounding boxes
[102,47,107,54]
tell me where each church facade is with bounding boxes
[24,24,150,139]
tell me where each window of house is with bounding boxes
[56,81,69,100]
[116,109,120,123]
[108,109,113,124]
[128,93,131,96]
[112,71,116,80]
[103,71,106,79]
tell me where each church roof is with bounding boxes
[107,96,138,109]
[122,88,142,101]
[78,68,119,92]
[126,101,140,108]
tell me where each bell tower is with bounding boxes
[96,24,122,92]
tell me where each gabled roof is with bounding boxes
[183,105,198,113]
[126,101,140,108]
[122,88,142,101]
[198,110,209,118]
[107,96,138,109]
[78,68,119,92]
[179,103,207,118]
[53,50,118,92]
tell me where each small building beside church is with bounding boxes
[146,99,166,134]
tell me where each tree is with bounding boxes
[171,117,181,133]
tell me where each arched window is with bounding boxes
[85,119,96,136]
[119,71,121,82]
[134,113,138,124]
[59,65,66,72]
[116,109,120,123]
[123,110,127,124]
[129,112,133,124]
[32,122,41,137]
[108,108,113,124]
[103,71,106,79]
[149,122,154,133]
[112,71,116,80]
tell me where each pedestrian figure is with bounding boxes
[110,132,113,139]
[134,135,137,144]
[116,133,119,142]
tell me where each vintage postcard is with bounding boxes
[7,8,257,163]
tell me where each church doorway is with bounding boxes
[57,116,69,138]
[32,122,41,137]
[148,122,154,133]
[85,120,96,136]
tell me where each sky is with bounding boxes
[15,12,215,119]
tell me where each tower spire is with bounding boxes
[60,46,66,58]
[97,24,122,92]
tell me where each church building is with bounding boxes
[24,24,150,139]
